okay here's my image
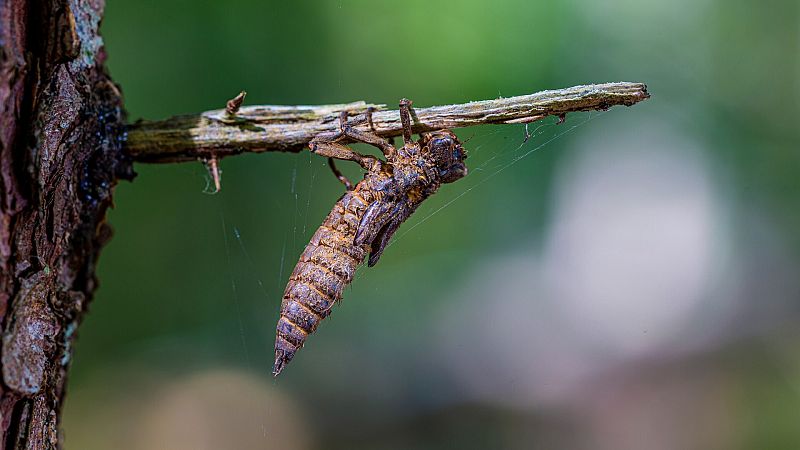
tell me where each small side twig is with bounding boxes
[125,82,649,164]
[225,91,247,117]
[203,156,221,193]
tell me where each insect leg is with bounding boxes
[309,110,383,171]
[340,117,396,160]
[308,111,349,144]
[309,140,380,171]
[343,107,376,131]
[366,106,376,131]
[399,98,414,145]
[327,158,353,190]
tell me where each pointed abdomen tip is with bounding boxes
[272,343,296,377]
[272,359,285,377]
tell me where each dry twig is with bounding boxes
[125,82,649,163]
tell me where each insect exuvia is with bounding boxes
[273,99,468,376]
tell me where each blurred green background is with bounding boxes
[62,1,799,449]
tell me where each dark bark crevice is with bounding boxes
[0,0,130,447]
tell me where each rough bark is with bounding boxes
[0,0,132,448]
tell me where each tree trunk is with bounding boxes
[0,0,130,447]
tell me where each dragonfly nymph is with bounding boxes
[273,98,468,376]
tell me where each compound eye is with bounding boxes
[431,137,452,149]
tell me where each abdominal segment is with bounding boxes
[273,190,371,375]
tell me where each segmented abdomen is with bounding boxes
[273,185,377,375]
